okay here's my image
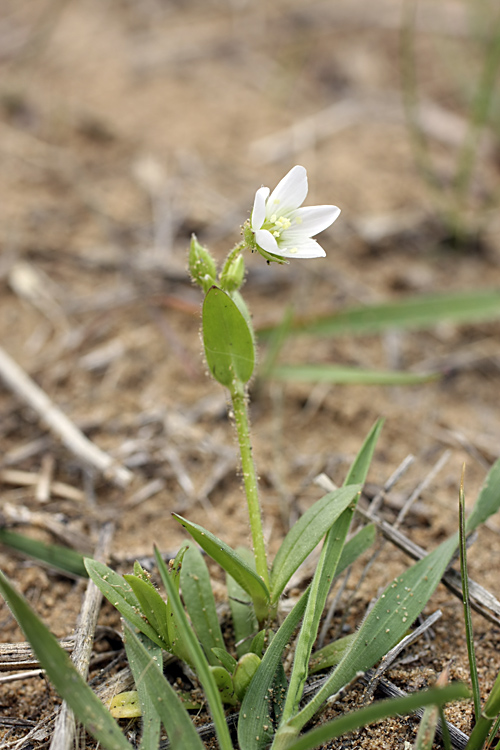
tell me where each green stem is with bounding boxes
[459,467,481,722]
[229,379,270,595]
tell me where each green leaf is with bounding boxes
[289,453,500,736]
[288,534,460,736]
[123,574,170,648]
[233,652,261,701]
[203,285,255,386]
[344,418,384,486]
[258,289,500,339]
[279,506,355,728]
[270,485,362,604]
[465,454,500,533]
[284,684,469,750]
[212,647,238,673]
[123,623,204,750]
[270,364,437,385]
[108,691,142,719]
[173,514,269,614]
[154,547,233,750]
[163,546,193,666]
[238,590,309,750]
[335,523,376,577]
[0,569,132,750]
[210,665,238,705]
[308,633,356,675]
[0,528,88,577]
[123,631,162,750]
[180,544,225,665]
[227,547,259,658]
[85,559,167,649]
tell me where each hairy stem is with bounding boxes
[229,379,270,597]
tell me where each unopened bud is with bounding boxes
[219,253,245,292]
[188,234,217,293]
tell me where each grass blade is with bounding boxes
[284,684,469,750]
[344,418,384,486]
[123,623,204,750]
[181,544,225,665]
[270,485,362,604]
[0,528,88,577]
[258,289,500,339]
[238,590,309,750]
[0,569,131,750]
[154,547,233,750]
[459,467,481,721]
[123,630,162,750]
[270,364,437,385]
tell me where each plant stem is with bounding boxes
[229,378,270,594]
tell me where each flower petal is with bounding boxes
[254,228,279,254]
[251,186,270,230]
[293,205,341,235]
[279,237,326,259]
[267,165,308,215]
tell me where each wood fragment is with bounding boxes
[0,345,133,488]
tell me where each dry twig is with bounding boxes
[0,345,133,488]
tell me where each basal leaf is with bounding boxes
[270,485,362,604]
[285,684,469,750]
[180,544,225,665]
[0,569,131,750]
[154,547,233,750]
[123,574,170,648]
[173,514,269,613]
[123,623,204,750]
[85,559,166,649]
[238,589,309,750]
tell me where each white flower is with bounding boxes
[249,165,340,261]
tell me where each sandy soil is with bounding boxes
[1,1,500,748]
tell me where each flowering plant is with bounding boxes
[7,165,500,750]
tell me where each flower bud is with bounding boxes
[219,253,245,292]
[188,234,217,293]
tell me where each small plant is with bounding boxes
[6,165,500,750]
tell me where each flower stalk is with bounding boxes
[228,378,270,602]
